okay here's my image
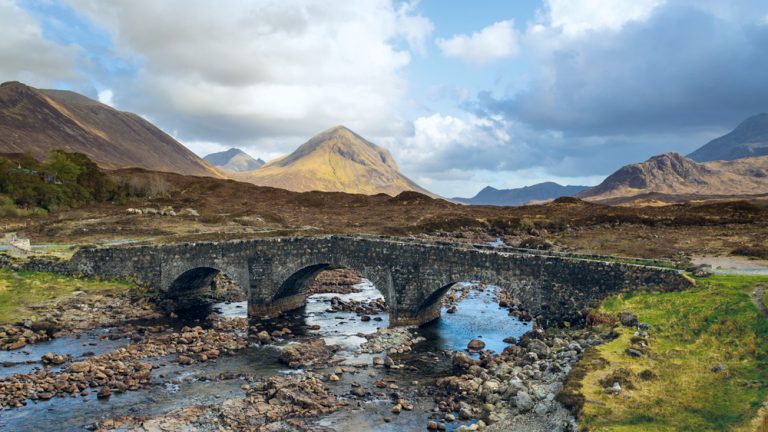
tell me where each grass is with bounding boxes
[0,269,135,325]
[572,274,768,432]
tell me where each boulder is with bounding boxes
[467,339,485,352]
[69,361,90,373]
[256,331,271,344]
[452,351,473,370]
[514,391,534,411]
[620,311,638,327]
[527,339,550,358]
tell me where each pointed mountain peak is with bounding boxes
[204,148,264,173]
[325,124,353,134]
[235,126,436,197]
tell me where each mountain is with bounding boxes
[453,182,589,206]
[204,148,265,173]
[688,113,768,162]
[0,81,222,177]
[234,125,435,196]
[577,152,768,202]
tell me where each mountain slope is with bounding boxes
[0,81,223,177]
[204,148,264,173]
[454,182,589,206]
[234,126,435,196]
[578,152,768,201]
[688,113,768,162]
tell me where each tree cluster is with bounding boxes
[0,151,124,215]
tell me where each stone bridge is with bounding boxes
[67,235,692,326]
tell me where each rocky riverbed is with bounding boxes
[0,273,609,431]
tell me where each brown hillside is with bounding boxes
[234,125,436,197]
[0,81,223,178]
[578,152,768,202]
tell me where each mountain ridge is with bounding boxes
[454,182,589,206]
[0,81,223,178]
[577,152,768,202]
[688,113,768,162]
[204,148,265,173]
[235,125,436,197]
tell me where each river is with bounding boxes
[0,279,530,431]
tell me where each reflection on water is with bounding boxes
[418,285,532,355]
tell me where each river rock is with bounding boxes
[257,331,271,344]
[41,352,66,365]
[279,339,337,368]
[467,339,485,352]
[452,351,473,370]
[97,386,112,399]
[384,356,395,368]
[514,391,534,411]
[350,385,367,397]
[526,339,550,358]
[69,361,91,373]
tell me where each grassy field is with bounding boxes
[0,269,134,324]
[565,274,768,431]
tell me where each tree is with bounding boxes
[46,151,82,183]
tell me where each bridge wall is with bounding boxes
[67,236,692,326]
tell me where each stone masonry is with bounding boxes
[66,235,692,326]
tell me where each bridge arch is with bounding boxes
[404,267,527,326]
[164,265,248,311]
[249,260,396,320]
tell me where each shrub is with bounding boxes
[0,151,123,214]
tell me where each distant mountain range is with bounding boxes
[233,125,435,197]
[0,81,222,177]
[577,152,768,203]
[575,113,768,203]
[688,113,768,162]
[204,148,265,173]
[454,182,589,206]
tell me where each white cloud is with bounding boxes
[97,89,114,106]
[65,0,431,146]
[396,1,434,55]
[0,0,80,86]
[436,20,519,64]
[545,0,663,36]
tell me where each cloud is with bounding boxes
[65,0,432,148]
[0,0,80,86]
[97,89,113,106]
[486,2,768,137]
[395,1,434,56]
[545,0,663,36]
[436,20,519,64]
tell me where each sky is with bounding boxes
[2,0,768,197]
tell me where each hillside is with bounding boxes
[204,148,264,173]
[454,182,589,206]
[688,113,768,162]
[234,125,435,196]
[578,152,768,202]
[0,81,223,178]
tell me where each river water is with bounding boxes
[0,280,530,431]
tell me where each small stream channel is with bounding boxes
[0,280,530,431]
